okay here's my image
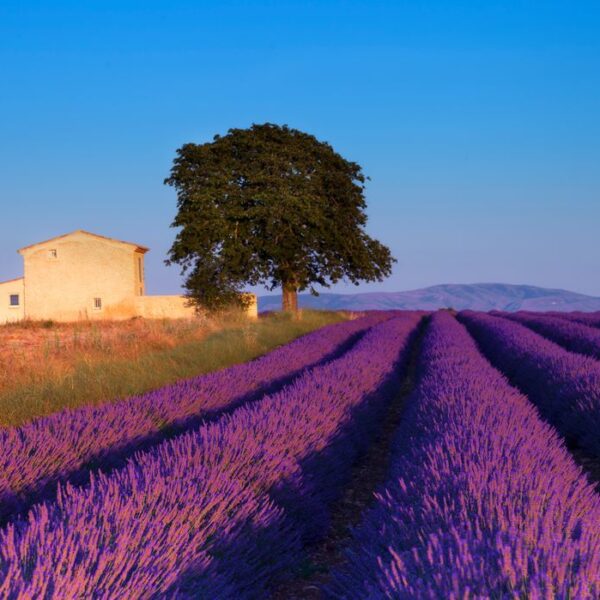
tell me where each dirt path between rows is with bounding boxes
[569,446,600,493]
[269,319,426,599]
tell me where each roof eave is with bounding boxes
[18,230,150,254]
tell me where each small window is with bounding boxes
[48,249,58,259]
[93,297,102,311]
[138,257,143,282]
[9,294,20,307]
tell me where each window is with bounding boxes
[9,294,19,307]
[48,249,58,259]
[93,298,102,311]
[138,257,143,282]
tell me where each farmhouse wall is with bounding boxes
[20,231,144,321]
[0,278,25,323]
[0,230,258,323]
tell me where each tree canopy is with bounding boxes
[165,123,395,311]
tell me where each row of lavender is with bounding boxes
[0,312,390,523]
[0,315,422,597]
[328,311,600,598]
[495,310,600,361]
[551,310,600,329]
[459,311,600,457]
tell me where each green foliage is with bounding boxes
[165,123,395,310]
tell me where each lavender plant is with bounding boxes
[459,310,600,456]
[327,311,600,599]
[0,315,421,598]
[500,311,600,360]
[0,313,389,522]
[545,310,600,329]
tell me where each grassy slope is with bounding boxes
[0,310,346,427]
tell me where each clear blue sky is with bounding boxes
[1,1,599,296]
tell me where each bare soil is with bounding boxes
[269,321,424,599]
[569,446,600,493]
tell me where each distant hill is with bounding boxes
[259,283,600,313]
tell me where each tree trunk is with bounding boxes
[282,283,299,313]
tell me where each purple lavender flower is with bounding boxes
[327,311,600,599]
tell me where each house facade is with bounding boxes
[0,230,257,323]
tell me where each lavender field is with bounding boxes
[1,309,600,598]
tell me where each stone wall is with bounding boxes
[134,295,197,319]
[135,294,258,320]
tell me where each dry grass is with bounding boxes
[0,310,347,428]
[0,317,213,388]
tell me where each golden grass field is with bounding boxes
[0,310,347,427]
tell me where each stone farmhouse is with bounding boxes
[0,230,257,323]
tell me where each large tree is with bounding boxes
[165,123,395,312]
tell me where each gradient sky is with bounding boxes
[1,1,599,297]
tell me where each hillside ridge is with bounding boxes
[259,283,600,312]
